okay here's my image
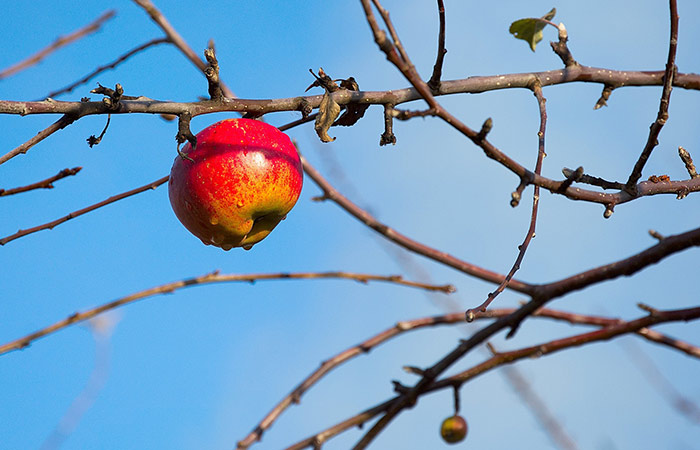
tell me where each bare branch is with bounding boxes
[300,154,537,295]
[131,0,236,98]
[287,306,700,450]
[0,167,81,197]
[466,80,548,319]
[0,272,455,356]
[0,10,116,80]
[0,114,77,166]
[0,176,169,246]
[678,146,699,178]
[44,38,170,99]
[625,0,679,191]
[427,0,447,92]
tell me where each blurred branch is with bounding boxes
[0,271,454,356]
[44,38,170,99]
[131,0,236,98]
[0,176,168,246]
[39,316,117,450]
[237,312,467,449]
[497,359,579,450]
[299,154,537,295]
[0,10,116,80]
[286,305,700,449]
[0,167,81,197]
[241,299,700,448]
[625,0,679,192]
[623,339,700,424]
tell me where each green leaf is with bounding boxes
[509,8,556,52]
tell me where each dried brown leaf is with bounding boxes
[315,91,341,143]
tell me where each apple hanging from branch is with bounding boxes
[168,118,303,250]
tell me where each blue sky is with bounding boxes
[1,1,699,449]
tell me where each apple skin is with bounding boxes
[168,118,303,250]
[440,415,468,444]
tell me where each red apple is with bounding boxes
[168,118,303,250]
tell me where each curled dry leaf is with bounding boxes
[315,91,341,142]
[334,76,370,127]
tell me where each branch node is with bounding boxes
[402,365,426,376]
[298,98,313,119]
[678,146,699,178]
[204,47,224,101]
[392,380,410,394]
[380,104,397,146]
[603,203,615,219]
[594,84,615,110]
[549,22,578,67]
[648,229,665,241]
[176,112,197,162]
[510,178,528,207]
[86,114,111,147]
[557,166,584,193]
[637,303,660,316]
[477,117,493,141]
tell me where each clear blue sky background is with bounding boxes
[1,1,699,449]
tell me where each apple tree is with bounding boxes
[1,1,699,449]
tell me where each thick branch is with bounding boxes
[287,305,700,450]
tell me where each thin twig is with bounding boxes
[0,167,81,197]
[44,38,170,99]
[0,176,169,246]
[466,80,548,319]
[427,0,447,92]
[678,146,698,178]
[300,155,537,295]
[0,272,454,356]
[0,10,116,80]
[562,167,625,190]
[0,115,77,166]
[131,0,236,98]
[625,0,679,191]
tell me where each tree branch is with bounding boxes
[286,305,700,450]
[625,0,679,191]
[0,271,454,356]
[0,176,168,246]
[300,154,537,295]
[0,10,116,80]
[0,167,81,197]
[466,80,548,318]
[131,0,236,98]
[44,38,170,99]
[0,114,77,165]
